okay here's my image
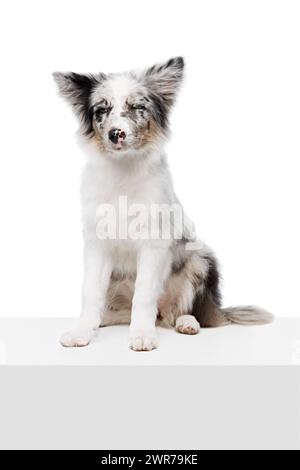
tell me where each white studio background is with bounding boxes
[0,0,299,319]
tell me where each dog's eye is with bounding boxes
[131,104,146,111]
[95,107,108,117]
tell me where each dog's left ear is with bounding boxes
[144,57,185,108]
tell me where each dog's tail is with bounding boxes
[221,306,274,326]
[196,293,274,327]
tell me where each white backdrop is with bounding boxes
[0,0,299,318]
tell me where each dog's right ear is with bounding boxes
[53,72,103,105]
[53,71,106,135]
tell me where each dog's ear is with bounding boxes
[144,57,184,106]
[142,57,184,129]
[53,71,106,135]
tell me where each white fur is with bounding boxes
[60,136,177,351]
[175,315,200,335]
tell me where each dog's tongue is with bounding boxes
[116,136,125,149]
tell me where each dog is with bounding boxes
[53,57,273,351]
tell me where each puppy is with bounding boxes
[53,57,273,351]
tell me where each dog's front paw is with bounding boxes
[60,327,95,348]
[129,328,158,352]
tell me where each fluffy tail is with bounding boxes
[194,293,274,328]
[191,253,274,328]
[222,306,274,326]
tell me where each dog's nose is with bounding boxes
[108,128,126,144]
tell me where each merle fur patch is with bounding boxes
[144,57,185,129]
[53,57,184,140]
[53,71,107,135]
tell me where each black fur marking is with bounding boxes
[148,92,169,129]
[144,57,185,130]
[94,100,112,126]
[54,71,107,136]
[67,73,98,136]
[165,57,185,71]
[170,237,194,275]
[190,254,225,328]
[146,64,156,77]
[146,57,184,77]
[203,255,222,307]
[171,258,186,275]
[93,98,109,110]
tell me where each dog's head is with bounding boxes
[53,57,184,157]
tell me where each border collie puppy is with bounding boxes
[53,57,272,351]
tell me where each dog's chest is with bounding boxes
[81,164,165,247]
